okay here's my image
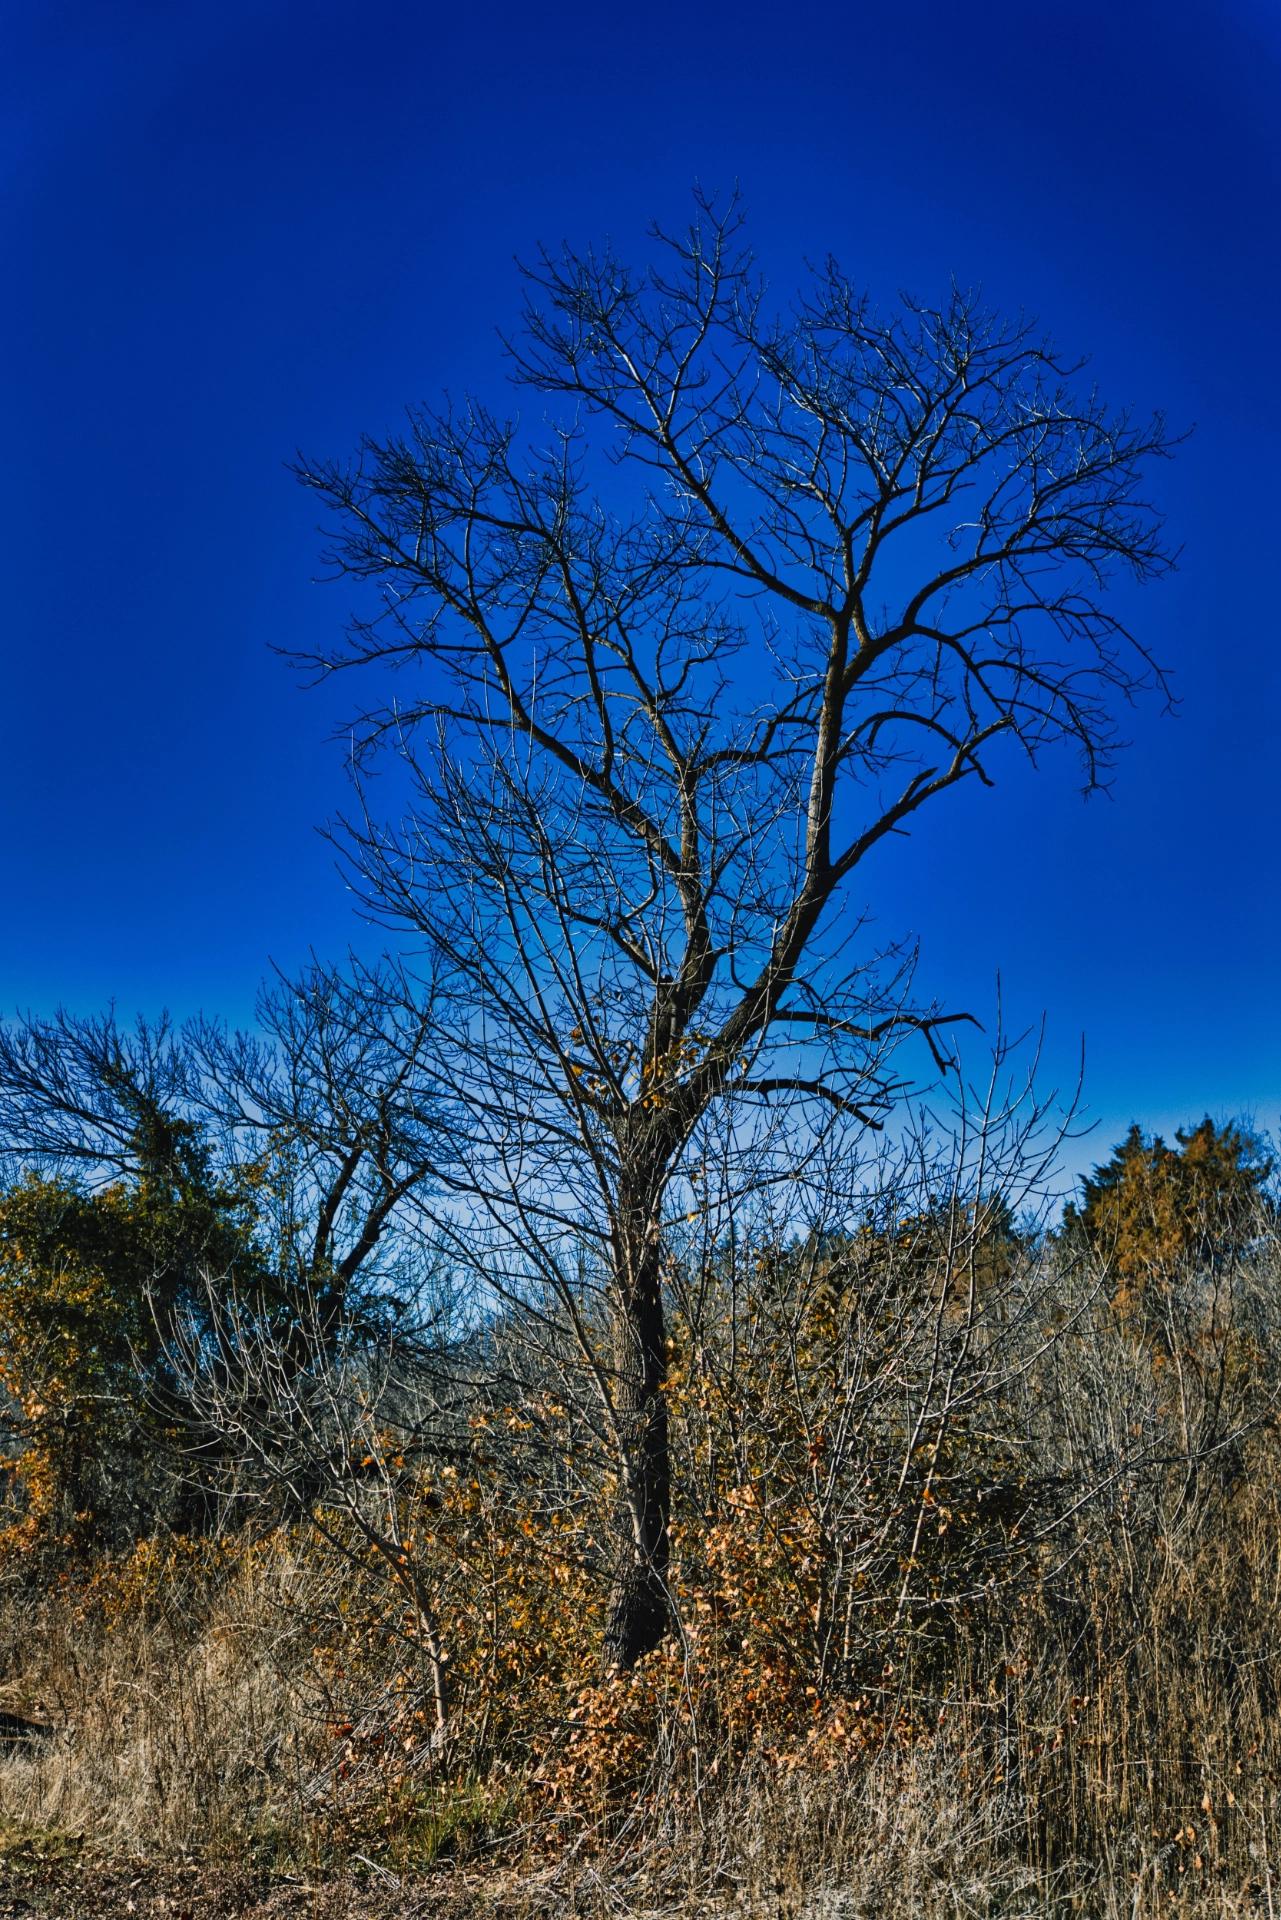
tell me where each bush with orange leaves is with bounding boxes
[523,1204,1044,1810]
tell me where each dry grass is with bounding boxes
[3,1528,1279,1918]
[0,1539,331,1863]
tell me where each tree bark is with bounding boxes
[602,1171,671,1672]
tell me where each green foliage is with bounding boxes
[0,1103,266,1553]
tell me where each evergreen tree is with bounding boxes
[1063,1117,1272,1326]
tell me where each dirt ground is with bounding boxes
[0,1850,496,1920]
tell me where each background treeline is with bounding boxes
[1,1000,1278,1917]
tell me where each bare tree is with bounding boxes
[185,955,453,1335]
[294,193,1176,1669]
[0,957,448,1330]
[0,959,454,1532]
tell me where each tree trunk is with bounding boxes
[602,1173,671,1673]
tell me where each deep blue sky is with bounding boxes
[3,0,1277,1181]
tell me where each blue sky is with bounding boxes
[3,0,1277,1183]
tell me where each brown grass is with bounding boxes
[3,1505,1279,1917]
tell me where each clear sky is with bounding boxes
[3,0,1277,1184]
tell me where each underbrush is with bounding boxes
[2,1491,1279,1917]
[4,1193,1281,1915]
